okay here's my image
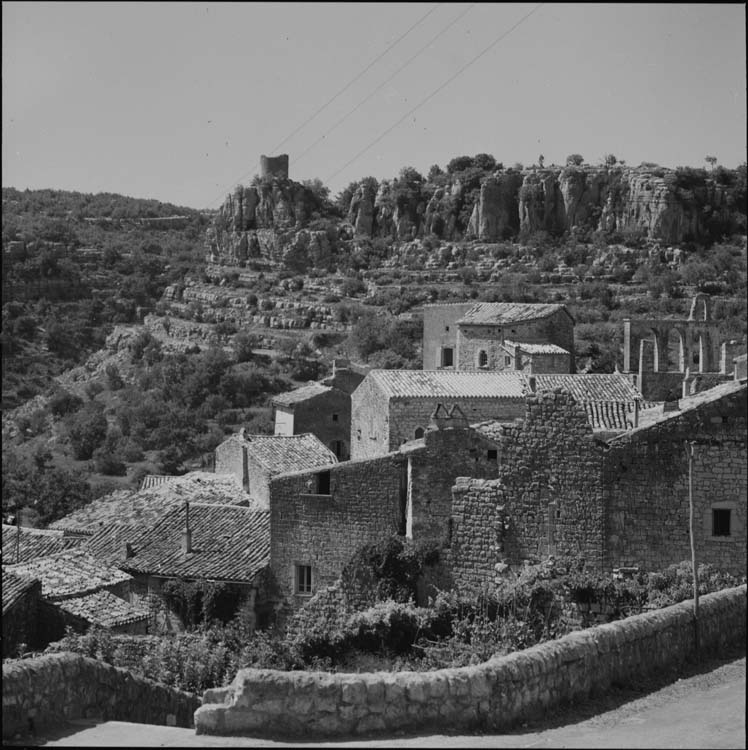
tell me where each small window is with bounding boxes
[505,356,511,366]
[295,565,313,595]
[317,470,331,495]
[332,413,339,422]
[414,427,424,439]
[487,449,497,461]
[478,350,488,368]
[441,347,454,367]
[445,325,450,332]
[712,509,731,537]
[357,429,361,441]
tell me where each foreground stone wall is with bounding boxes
[2,652,200,739]
[195,585,745,737]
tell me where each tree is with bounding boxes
[705,155,717,171]
[538,155,545,168]
[604,154,617,167]
[566,154,584,167]
[66,403,108,460]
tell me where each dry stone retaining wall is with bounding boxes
[2,652,200,739]
[195,585,745,737]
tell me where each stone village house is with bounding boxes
[271,358,367,461]
[422,301,575,373]
[350,369,649,459]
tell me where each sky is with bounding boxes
[2,2,746,210]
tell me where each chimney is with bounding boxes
[123,542,134,559]
[181,501,192,554]
[513,344,522,370]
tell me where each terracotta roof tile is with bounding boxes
[121,504,270,584]
[50,472,251,533]
[2,525,87,565]
[457,302,568,325]
[57,590,150,628]
[367,370,529,399]
[2,569,41,614]
[6,548,132,600]
[502,340,570,355]
[272,382,332,406]
[235,433,338,474]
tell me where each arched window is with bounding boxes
[414,427,424,439]
[478,350,488,368]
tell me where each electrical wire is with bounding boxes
[292,4,476,170]
[202,3,441,210]
[325,3,544,185]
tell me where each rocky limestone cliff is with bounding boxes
[206,164,745,268]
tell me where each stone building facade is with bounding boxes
[267,409,501,620]
[214,432,337,508]
[448,380,747,588]
[422,302,575,373]
[272,360,366,461]
[350,370,646,459]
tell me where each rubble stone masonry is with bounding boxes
[268,454,405,621]
[450,391,606,588]
[2,652,199,738]
[194,585,746,738]
[603,384,747,575]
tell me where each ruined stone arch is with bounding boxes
[666,327,686,372]
[689,293,711,322]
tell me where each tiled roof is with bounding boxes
[582,401,639,432]
[367,370,529,399]
[139,475,177,491]
[238,433,338,474]
[6,548,132,600]
[272,382,332,407]
[57,590,150,628]
[618,379,747,438]
[502,340,570,355]
[532,374,646,404]
[457,302,569,325]
[121,503,270,583]
[50,472,251,532]
[2,525,87,565]
[2,569,40,614]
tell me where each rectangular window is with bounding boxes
[487,449,498,461]
[332,413,339,422]
[712,508,731,537]
[295,565,312,595]
[441,347,454,367]
[317,470,331,495]
[505,356,511,366]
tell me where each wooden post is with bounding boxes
[685,440,699,656]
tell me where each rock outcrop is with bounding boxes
[206,164,745,268]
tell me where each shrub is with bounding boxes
[49,390,84,418]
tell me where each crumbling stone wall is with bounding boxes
[194,585,746,738]
[407,425,500,544]
[2,652,200,739]
[449,390,606,587]
[268,454,405,621]
[603,385,747,576]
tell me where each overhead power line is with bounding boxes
[202,3,441,210]
[292,4,476,170]
[325,3,544,185]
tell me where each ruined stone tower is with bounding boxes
[260,154,289,180]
